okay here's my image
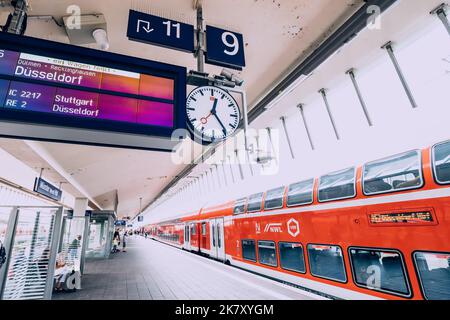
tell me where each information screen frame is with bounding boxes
[0,32,187,151]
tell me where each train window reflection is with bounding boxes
[279,242,306,273]
[258,241,277,267]
[201,222,206,236]
[233,198,247,215]
[363,150,423,195]
[318,168,356,202]
[264,187,285,210]
[349,248,410,296]
[433,141,450,185]
[307,244,346,282]
[242,239,256,262]
[414,251,450,300]
[247,193,263,213]
[287,179,314,207]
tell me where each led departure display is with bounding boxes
[369,211,435,225]
[0,49,175,128]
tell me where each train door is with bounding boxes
[183,224,191,251]
[209,218,225,262]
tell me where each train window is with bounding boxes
[287,179,314,207]
[363,150,423,195]
[233,198,247,215]
[264,187,285,210]
[432,141,450,185]
[318,168,356,202]
[191,224,196,235]
[247,193,264,213]
[201,223,206,236]
[414,251,450,300]
[242,239,257,262]
[307,244,347,282]
[279,242,306,273]
[349,248,411,297]
[258,241,277,267]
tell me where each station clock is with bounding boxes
[186,86,240,144]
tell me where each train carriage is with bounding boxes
[146,140,450,300]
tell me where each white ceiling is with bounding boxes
[0,0,365,217]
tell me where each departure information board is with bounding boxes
[0,49,176,127]
[369,211,435,225]
[0,32,186,151]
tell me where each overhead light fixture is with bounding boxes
[92,28,109,51]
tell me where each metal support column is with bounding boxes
[221,161,228,186]
[0,207,18,298]
[319,89,340,140]
[227,156,236,184]
[204,170,211,192]
[44,207,63,300]
[195,4,205,73]
[382,41,418,109]
[235,150,244,180]
[80,214,90,274]
[431,3,450,36]
[212,164,221,188]
[266,127,278,165]
[280,116,295,159]
[209,167,216,189]
[297,104,314,150]
[346,69,373,126]
[246,149,254,176]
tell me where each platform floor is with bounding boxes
[53,236,323,300]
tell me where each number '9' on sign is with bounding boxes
[205,25,246,70]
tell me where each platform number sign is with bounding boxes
[127,10,195,53]
[205,25,246,70]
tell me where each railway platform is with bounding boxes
[52,236,322,300]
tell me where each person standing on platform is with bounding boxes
[122,230,127,252]
[113,228,120,241]
[69,235,82,261]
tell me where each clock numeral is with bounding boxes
[229,123,236,129]
[228,103,234,107]
[190,97,197,102]
[230,114,238,118]
[200,90,204,96]
[187,107,196,111]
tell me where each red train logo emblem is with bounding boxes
[287,218,300,237]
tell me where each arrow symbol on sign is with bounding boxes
[137,19,154,33]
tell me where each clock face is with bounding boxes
[186,86,240,143]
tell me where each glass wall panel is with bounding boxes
[2,208,59,300]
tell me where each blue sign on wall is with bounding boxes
[34,178,62,202]
[205,25,246,70]
[115,220,127,226]
[127,10,195,53]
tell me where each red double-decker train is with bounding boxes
[144,140,450,300]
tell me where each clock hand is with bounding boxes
[210,98,218,115]
[213,113,227,136]
[200,112,212,124]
